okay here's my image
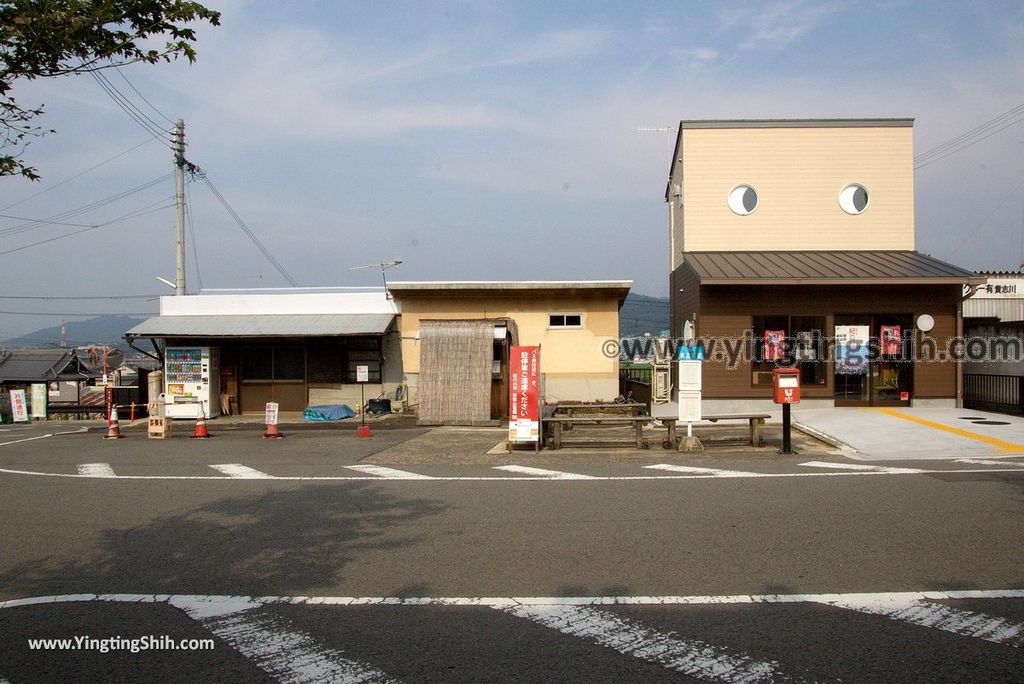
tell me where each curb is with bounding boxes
[793,422,854,451]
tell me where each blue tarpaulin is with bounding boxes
[303,404,356,421]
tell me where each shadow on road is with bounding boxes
[0,482,448,598]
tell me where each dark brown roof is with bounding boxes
[682,251,984,286]
[0,348,96,383]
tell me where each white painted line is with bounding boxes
[174,598,398,683]
[493,465,597,479]
[345,464,434,479]
[0,434,52,447]
[644,464,765,478]
[816,595,1024,647]
[501,603,785,683]
[54,427,90,435]
[955,458,1024,467]
[5,465,1024,482]
[77,463,116,478]
[799,461,923,474]
[6,589,1024,612]
[210,464,273,479]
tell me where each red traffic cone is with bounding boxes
[191,407,211,439]
[263,422,284,439]
[103,407,125,439]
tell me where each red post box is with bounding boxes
[772,368,801,404]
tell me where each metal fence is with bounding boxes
[619,364,652,405]
[963,374,1024,416]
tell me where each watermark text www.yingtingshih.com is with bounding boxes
[605,333,1024,369]
[27,634,215,654]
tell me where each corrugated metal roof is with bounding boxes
[0,349,89,382]
[682,251,984,285]
[964,299,1024,322]
[125,314,395,338]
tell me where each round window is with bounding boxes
[728,185,758,215]
[839,183,869,214]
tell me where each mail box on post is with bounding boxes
[772,367,801,404]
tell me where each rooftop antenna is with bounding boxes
[637,126,676,135]
[351,259,403,298]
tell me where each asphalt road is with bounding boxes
[1,422,1023,682]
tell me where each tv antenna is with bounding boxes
[351,258,403,296]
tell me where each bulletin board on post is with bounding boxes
[508,345,540,450]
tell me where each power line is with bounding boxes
[0,294,161,300]
[0,310,155,316]
[0,198,175,256]
[115,67,176,126]
[914,103,1024,170]
[185,181,203,291]
[0,174,173,238]
[89,71,174,149]
[197,172,299,287]
[0,137,158,213]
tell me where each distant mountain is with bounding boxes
[619,293,669,338]
[1,316,145,350]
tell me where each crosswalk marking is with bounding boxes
[209,464,272,479]
[501,603,787,683]
[493,465,597,479]
[799,461,923,474]
[814,595,1024,647]
[174,598,398,684]
[345,464,434,479]
[955,458,1024,467]
[644,464,764,478]
[77,463,116,478]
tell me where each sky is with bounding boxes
[1,0,1024,342]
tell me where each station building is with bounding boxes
[125,280,630,423]
[666,119,984,411]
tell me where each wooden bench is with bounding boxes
[660,413,771,449]
[544,415,653,449]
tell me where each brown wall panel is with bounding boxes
[692,284,961,399]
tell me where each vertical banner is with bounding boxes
[763,330,786,361]
[508,345,540,444]
[880,325,902,356]
[9,389,28,423]
[835,325,870,374]
[265,402,279,426]
[30,383,47,419]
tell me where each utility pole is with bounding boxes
[173,119,186,296]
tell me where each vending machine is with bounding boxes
[164,346,220,419]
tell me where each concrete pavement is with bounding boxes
[793,407,1024,461]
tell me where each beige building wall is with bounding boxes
[398,294,622,403]
[675,124,915,253]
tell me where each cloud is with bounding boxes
[717,1,839,51]
[479,27,615,67]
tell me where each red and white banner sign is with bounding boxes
[9,389,28,423]
[509,345,540,443]
[880,325,902,356]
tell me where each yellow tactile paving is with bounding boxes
[871,408,1024,454]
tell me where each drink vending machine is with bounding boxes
[164,347,220,419]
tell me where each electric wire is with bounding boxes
[0,294,161,300]
[89,71,174,149]
[115,67,176,126]
[0,174,173,237]
[0,137,158,213]
[197,173,299,287]
[914,103,1024,170]
[185,181,203,291]
[0,198,175,256]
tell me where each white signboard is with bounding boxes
[30,384,47,419]
[356,365,369,383]
[835,325,870,375]
[9,389,28,423]
[972,276,1023,299]
[265,402,279,426]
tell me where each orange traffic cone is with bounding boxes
[191,406,211,439]
[103,407,124,439]
[263,422,284,439]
